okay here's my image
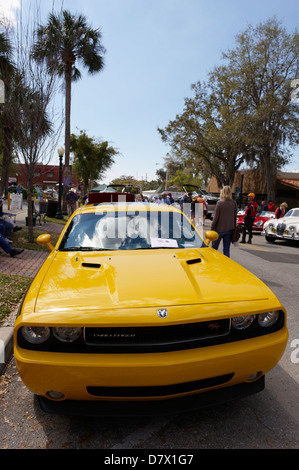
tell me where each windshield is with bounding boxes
[260,211,275,217]
[285,209,299,218]
[59,210,206,251]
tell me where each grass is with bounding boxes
[11,226,63,251]
[45,215,68,225]
[0,274,32,324]
[0,219,67,324]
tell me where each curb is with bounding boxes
[0,327,14,376]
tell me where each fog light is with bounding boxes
[248,372,262,381]
[46,391,65,400]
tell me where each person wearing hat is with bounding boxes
[241,193,259,244]
[66,188,78,217]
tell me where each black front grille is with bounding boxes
[84,319,230,353]
[277,223,286,236]
[17,311,285,354]
[86,373,234,397]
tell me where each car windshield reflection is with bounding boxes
[59,210,206,251]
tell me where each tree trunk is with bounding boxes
[27,168,34,243]
[63,66,72,212]
[64,66,71,167]
[262,149,276,203]
[0,125,13,196]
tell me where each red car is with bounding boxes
[237,211,275,233]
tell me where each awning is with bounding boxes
[277,178,299,190]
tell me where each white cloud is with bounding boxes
[0,0,21,25]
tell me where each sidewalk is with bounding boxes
[0,200,64,375]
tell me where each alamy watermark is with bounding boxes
[290,339,299,364]
[291,79,299,104]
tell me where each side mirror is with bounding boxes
[205,230,219,246]
[37,234,54,252]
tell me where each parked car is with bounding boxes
[237,211,276,233]
[262,207,299,243]
[14,200,288,415]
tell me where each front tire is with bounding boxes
[265,235,276,243]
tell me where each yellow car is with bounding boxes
[14,202,288,415]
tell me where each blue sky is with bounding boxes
[1,0,299,183]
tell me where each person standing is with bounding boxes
[268,201,275,212]
[240,193,259,244]
[275,202,288,219]
[211,186,237,258]
[197,194,208,225]
[190,196,198,225]
[66,188,78,217]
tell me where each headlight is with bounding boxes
[255,220,263,227]
[53,327,82,343]
[231,315,255,330]
[21,326,50,344]
[258,311,280,328]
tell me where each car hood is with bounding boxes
[275,217,299,225]
[33,248,272,313]
[264,216,299,227]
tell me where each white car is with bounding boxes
[262,208,299,243]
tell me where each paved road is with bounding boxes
[1,231,298,450]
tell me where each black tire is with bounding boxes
[265,235,276,243]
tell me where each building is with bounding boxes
[10,163,80,191]
[206,169,299,208]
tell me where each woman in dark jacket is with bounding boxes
[211,186,237,258]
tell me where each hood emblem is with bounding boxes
[157,308,168,319]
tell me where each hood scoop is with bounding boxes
[82,262,102,269]
[186,258,202,265]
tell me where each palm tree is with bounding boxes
[32,10,106,172]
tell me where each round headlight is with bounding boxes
[258,311,280,328]
[53,327,82,343]
[21,326,50,344]
[231,315,255,330]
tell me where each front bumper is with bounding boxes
[262,231,299,240]
[14,327,287,409]
[37,375,265,416]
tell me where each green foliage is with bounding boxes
[70,130,118,191]
[158,18,299,200]
[169,169,203,189]
[32,10,106,81]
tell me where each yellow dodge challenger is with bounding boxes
[14,202,288,415]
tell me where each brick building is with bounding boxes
[10,163,80,191]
